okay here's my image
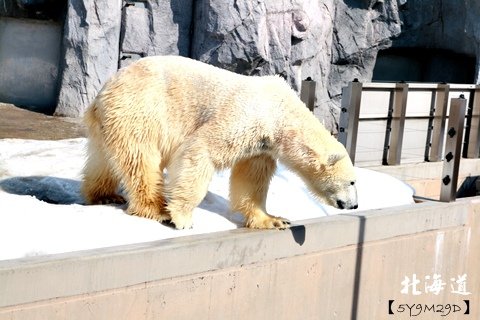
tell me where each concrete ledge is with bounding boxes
[0,199,473,310]
[368,159,480,199]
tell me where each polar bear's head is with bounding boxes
[283,136,358,210]
[307,152,358,210]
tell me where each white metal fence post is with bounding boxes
[440,96,467,202]
[338,80,363,164]
[465,85,480,158]
[428,83,450,162]
[385,83,409,165]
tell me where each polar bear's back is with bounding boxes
[101,56,290,114]
[94,56,298,139]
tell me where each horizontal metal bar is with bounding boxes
[359,116,441,121]
[449,83,478,90]
[362,82,477,91]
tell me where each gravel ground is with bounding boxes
[0,104,85,140]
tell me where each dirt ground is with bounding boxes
[0,103,85,140]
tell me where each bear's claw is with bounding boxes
[246,214,291,230]
[273,219,291,229]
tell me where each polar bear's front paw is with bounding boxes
[246,214,291,230]
[170,213,194,230]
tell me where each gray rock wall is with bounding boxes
[327,0,402,129]
[188,0,403,131]
[54,0,404,132]
[55,0,122,117]
[119,0,193,66]
[192,0,336,127]
[393,0,480,79]
[395,0,477,55]
[50,0,480,132]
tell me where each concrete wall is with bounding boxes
[0,17,62,114]
[372,158,480,200]
[1,198,479,319]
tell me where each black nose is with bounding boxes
[336,200,358,210]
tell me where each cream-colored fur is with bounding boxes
[81,56,358,229]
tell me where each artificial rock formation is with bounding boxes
[55,0,122,117]
[51,0,480,133]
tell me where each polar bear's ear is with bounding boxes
[327,153,346,166]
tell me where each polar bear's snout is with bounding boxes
[334,183,358,210]
[336,199,358,210]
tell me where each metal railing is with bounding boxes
[337,81,480,163]
[333,80,480,202]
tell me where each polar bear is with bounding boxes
[81,56,358,229]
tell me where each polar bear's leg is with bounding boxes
[165,145,215,229]
[117,146,169,222]
[82,139,125,205]
[230,155,290,229]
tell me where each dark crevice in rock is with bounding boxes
[188,0,196,57]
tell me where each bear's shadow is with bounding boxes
[0,176,84,205]
[0,176,232,219]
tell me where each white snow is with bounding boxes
[0,138,415,261]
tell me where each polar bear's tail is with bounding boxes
[83,98,102,140]
[81,98,124,205]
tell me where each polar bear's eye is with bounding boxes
[350,181,355,186]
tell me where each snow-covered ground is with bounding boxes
[0,138,414,261]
